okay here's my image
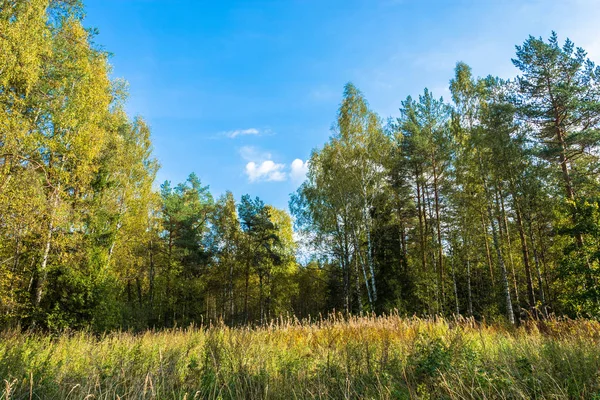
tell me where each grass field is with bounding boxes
[1,314,600,399]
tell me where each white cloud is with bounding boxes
[290,159,309,183]
[245,160,287,182]
[239,147,307,184]
[225,128,260,138]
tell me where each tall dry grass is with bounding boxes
[1,313,600,399]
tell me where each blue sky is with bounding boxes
[84,0,600,211]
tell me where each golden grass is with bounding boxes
[1,313,600,399]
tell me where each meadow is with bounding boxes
[1,314,600,399]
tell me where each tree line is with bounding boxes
[0,0,306,330]
[1,1,599,331]
[292,33,600,323]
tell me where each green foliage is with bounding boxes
[558,197,600,316]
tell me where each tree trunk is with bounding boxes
[432,159,445,309]
[343,222,351,315]
[528,217,548,317]
[353,227,372,308]
[514,202,536,313]
[259,272,264,324]
[229,261,235,324]
[556,127,575,202]
[415,168,427,281]
[361,187,377,304]
[480,156,514,324]
[35,200,57,306]
[148,238,155,322]
[495,185,520,321]
[451,255,460,316]
[480,210,495,286]
[354,256,363,314]
[466,258,473,317]
[489,208,515,324]
[554,122,590,255]
[498,187,520,311]
[399,222,408,273]
[424,182,440,313]
[244,260,250,324]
